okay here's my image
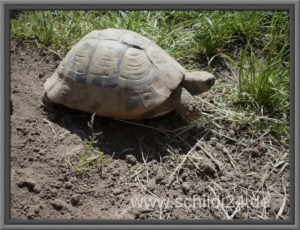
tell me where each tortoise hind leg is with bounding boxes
[40,91,58,112]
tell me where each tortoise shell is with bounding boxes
[44,28,186,119]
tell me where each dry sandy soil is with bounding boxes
[10,42,290,221]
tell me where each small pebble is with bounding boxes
[247,147,260,158]
[51,199,65,210]
[155,170,164,184]
[182,182,190,194]
[111,170,119,176]
[71,194,81,206]
[112,188,122,195]
[147,178,156,192]
[65,182,73,189]
[38,72,45,78]
[259,142,268,153]
[27,211,35,219]
[210,137,218,146]
[220,176,230,182]
[70,177,78,183]
[50,188,58,197]
[125,154,137,164]
[228,129,235,136]
[54,181,63,189]
[33,206,40,214]
[195,184,205,194]
[33,183,42,193]
[180,172,188,182]
[199,160,217,175]
[223,170,235,178]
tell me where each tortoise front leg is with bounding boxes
[167,86,202,122]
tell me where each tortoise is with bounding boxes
[43,28,215,121]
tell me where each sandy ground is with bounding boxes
[10,42,290,220]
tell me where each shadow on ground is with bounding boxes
[43,103,210,163]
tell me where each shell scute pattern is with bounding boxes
[45,29,186,118]
[86,40,126,88]
[58,39,98,86]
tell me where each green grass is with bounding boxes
[11,10,290,141]
[11,10,288,62]
[206,11,289,141]
[63,113,110,176]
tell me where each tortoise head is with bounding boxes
[181,71,215,95]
